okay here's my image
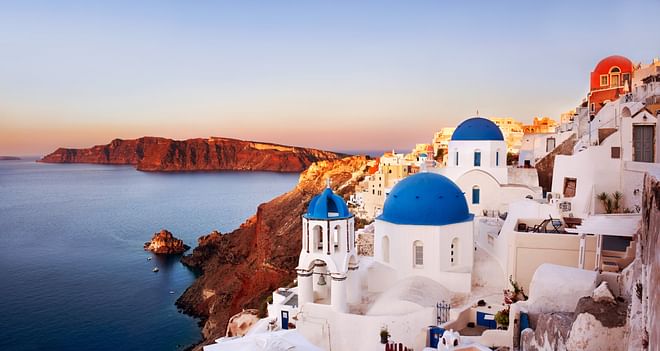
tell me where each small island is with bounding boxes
[144,229,190,255]
[0,156,21,161]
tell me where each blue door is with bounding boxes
[281,310,289,330]
[476,311,496,329]
[428,326,445,348]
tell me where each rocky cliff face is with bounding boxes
[39,137,344,172]
[144,229,190,255]
[175,156,369,349]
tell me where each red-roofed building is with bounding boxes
[588,55,634,116]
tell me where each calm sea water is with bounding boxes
[0,159,298,351]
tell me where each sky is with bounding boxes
[1,0,659,156]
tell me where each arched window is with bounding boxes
[382,236,390,263]
[313,225,323,251]
[413,240,424,267]
[472,186,480,204]
[610,67,621,87]
[451,238,459,266]
[333,225,341,252]
[473,150,481,167]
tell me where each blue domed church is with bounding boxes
[374,172,475,293]
[296,185,360,312]
[438,116,539,215]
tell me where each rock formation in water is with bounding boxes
[39,137,344,172]
[175,156,369,349]
[144,229,190,255]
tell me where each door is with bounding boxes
[281,310,289,329]
[633,125,655,162]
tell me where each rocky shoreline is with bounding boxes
[175,156,369,350]
[38,136,344,172]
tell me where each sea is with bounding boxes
[0,158,299,351]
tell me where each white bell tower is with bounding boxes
[296,180,359,312]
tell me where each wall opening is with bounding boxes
[472,186,480,204]
[451,237,459,266]
[413,240,424,267]
[382,235,390,263]
[474,150,481,167]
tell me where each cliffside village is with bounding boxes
[203,55,660,351]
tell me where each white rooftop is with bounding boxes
[567,214,641,237]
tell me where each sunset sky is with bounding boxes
[1,0,659,155]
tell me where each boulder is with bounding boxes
[144,229,190,254]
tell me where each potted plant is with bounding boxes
[380,326,390,344]
[494,307,510,330]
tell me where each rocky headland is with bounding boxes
[175,155,369,349]
[0,156,21,160]
[39,136,344,172]
[144,229,190,255]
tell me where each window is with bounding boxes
[546,138,556,152]
[451,238,459,266]
[333,225,340,250]
[611,147,621,159]
[382,236,390,263]
[455,151,459,166]
[610,67,621,87]
[590,103,595,112]
[633,125,655,162]
[495,151,499,166]
[413,241,423,267]
[474,151,481,167]
[472,186,480,204]
[313,226,323,250]
[600,75,608,86]
[622,73,631,86]
[563,177,577,198]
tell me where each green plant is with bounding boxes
[494,307,510,329]
[612,191,623,213]
[504,276,528,304]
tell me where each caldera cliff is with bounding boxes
[175,155,369,349]
[39,137,344,172]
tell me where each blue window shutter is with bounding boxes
[472,188,480,204]
[474,152,481,166]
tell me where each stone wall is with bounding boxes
[535,134,576,193]
[640,172,660,350]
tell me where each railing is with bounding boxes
[385,343,412,351]
[437,301,451,325]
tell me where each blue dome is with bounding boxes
[451,117,504,141]
[377,173,473,226]
[305,187,351,220]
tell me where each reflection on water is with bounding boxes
[0,160,298,351]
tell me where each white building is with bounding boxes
[436,117,541,215]
[552,96,659,218]
[296,185,360,312]
[374,172,475,293]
